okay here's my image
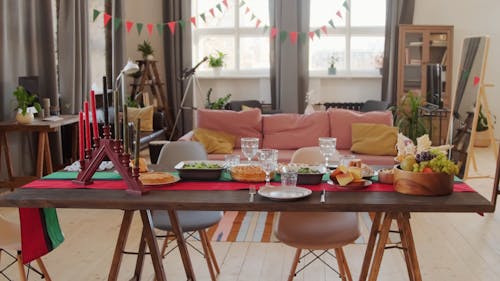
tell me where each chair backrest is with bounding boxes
[360,100,390,112]
[0,214,21,249]
[290,147,324,165]
[156,141,208,171]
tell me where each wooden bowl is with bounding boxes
[393,167,453,196]
[377,169,394,184]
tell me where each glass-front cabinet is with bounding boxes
[397,24,454,144]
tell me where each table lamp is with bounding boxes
[115,59,140,108]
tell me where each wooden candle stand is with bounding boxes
[73,126,147,195]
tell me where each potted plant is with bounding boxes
[13,86,42,124]
[474,106,492,147]
[328,55,338,75]
[137,40,154,60]
[205,88,231,109]
[375,54,384,75]
[208,50,226,75]
[394,91,428,143]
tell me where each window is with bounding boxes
[89,0,106,87]
[192,0,270,74]
[309,0,386,75]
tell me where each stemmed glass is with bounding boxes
[258,149,278,186]
[241,137,259,164]
[319,137,337,169]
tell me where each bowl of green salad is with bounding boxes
[174,160,225,181]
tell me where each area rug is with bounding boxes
[205,211,373,243]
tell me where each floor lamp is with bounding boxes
[169,57,208,141]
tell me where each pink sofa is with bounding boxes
[180,108,396,166]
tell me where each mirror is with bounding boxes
[449,36,490,177]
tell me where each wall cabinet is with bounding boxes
[397,24,453,144]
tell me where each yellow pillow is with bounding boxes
[127,106,154,132]
[351,123,398,156]
[241,105,255,111]
[193,128,236,154]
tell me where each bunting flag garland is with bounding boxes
[90,0,349,45]
[474,76,481,86]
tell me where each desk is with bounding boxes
[0,186,493,281]
[0,115,79,179]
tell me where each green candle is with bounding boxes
[123,105,128,153]
[135,119,141,168]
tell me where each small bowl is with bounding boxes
[296,173,324,185]
[377,169,394,184]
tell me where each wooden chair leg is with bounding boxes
[201,230,220,273]
[334,248,347,281]
[288,248,302,281]
[16,252,27,281]
[35,258,52,281]
[199,230,217,281]
[339,248,353,281]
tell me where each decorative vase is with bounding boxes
[212,67,222,75]
[474,130,491,147]
[16,112,34,124]
[328,67,336,75]
[146,54,154,61]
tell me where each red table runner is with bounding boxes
[23,179,475,192]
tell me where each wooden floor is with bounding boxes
[1,147,499,280]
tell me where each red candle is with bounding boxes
[90,90,99,139]
[79,111,84,160]
[84,101,91,150]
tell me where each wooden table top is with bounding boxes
[0,115,79,132]
[0,188,494,213]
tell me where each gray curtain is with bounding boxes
[269,0,310,113]
[58,0,90,113]
[381,0,414,105]
[163,0,192,140]
[0,0,58,176]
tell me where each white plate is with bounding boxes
[258,186,312,201]
[327,180,372,190]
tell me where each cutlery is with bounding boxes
[320,189,326,203]
[249,185,256,202]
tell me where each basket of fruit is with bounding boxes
[394,149,458,196]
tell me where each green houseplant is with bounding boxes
[208,50,226,74]
[328,55,338,75]
[205,88,231,109]
[13,86,42,124]
[137,40,154,60]
[475,106,492,147]
[394,91,428,143]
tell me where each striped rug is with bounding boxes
[206,212,374,243]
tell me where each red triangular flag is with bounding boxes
[321,25,327,34]
[308,31,315,40]
[271,27,278,38]
[336,11,343,19]
[190,16,197,27]
[245,7,250,14]
[126,21,134,33]
[256,19,261,28]
[223,0,228,8]
[209,8,215,17]
[167,22,176,35]
[474,76,481,86]
[289,32,298,44]
[147,24,153,35]
[103,13,112,27]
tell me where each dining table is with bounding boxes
[0,171,495,281]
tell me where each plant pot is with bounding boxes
[393,167,453,196]
[328,67,336,75]
[474,130,491,147]
[146,54,154,61]
[212,67,222,75]
[16,112,34,124]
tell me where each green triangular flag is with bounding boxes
[216,4,222,13]
[328,19,335,28]
[240,0,246,8]
[136,23,143,34]
[263,25,269,34]
[314,29,321,38]
[156,23,164,34]
[200,13,206,23]
[113,18,122,30]
[280,31,288,42]
[251,13,256,21]
[343,0,350,11]
[178,20,186,29]
[299,32,307,44]
[93,9,101,22]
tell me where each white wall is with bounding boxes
[414,0,500,138]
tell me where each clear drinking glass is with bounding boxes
[258,149,278,186]
[319,137,337,169]
[241,137,259,163]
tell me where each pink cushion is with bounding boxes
[262,112,330,149]
[328,108,393,150]
[197,108,262,148]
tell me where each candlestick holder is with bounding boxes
[73,137,147,195]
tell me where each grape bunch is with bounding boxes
[411,149,458,175]
[415,151,435,162]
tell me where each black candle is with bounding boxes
[135,119,141,168]
[103,76,109,125]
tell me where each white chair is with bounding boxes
[274,147,360,281]
[0,214,52,281]
[152,141,222,281]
